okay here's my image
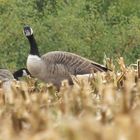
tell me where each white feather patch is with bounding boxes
[22,70,27,76]
[28,54,41,60]
[27,54,42,76]
[76,74,93,78]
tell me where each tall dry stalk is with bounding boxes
[0,58,140,140]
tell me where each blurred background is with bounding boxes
[0,0,140,71]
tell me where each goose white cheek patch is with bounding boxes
[22,70,27,76]
[24,27,33,36]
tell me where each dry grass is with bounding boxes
[1,58,140,140]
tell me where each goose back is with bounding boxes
[42,51,107,75]
[0,69,14,82]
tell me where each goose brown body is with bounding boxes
[27,51,108,88]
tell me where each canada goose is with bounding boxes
[23,25,109,89]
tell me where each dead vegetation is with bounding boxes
[0,57,140,140]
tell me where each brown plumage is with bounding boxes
[0,69,14,82]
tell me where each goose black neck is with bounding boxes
[27,35,40,56]
[13,69,23,80]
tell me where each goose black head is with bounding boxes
[13,68,31,80]
[23,25,33,37]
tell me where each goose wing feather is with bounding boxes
[41,51,107,76]
[40,62,73,87]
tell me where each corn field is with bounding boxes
[1,57,140,140]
